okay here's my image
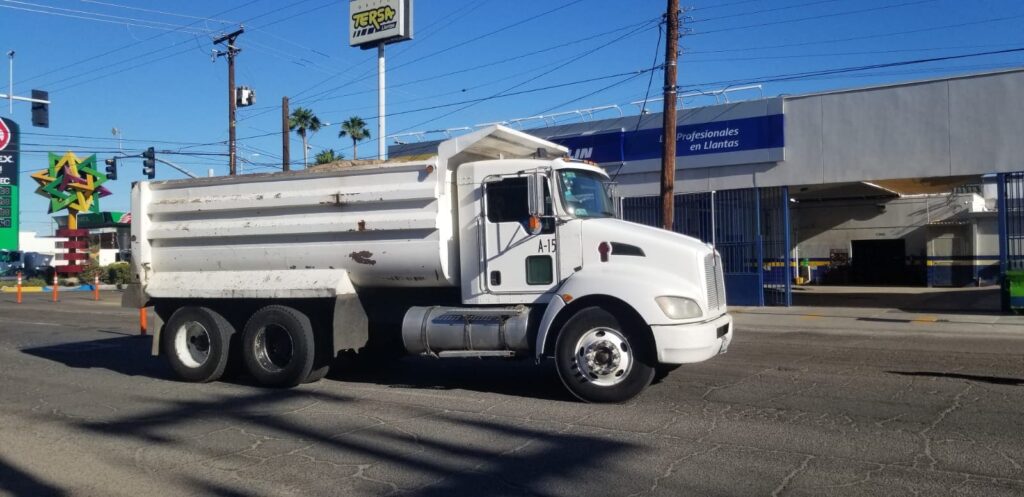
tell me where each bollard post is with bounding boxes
[52,273,59,303]
[16,271,22,304]
[139,308,148,336]
[93,274,100,301]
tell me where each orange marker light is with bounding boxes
[528,215,542,235]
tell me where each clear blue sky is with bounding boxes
[2,0,1023,234]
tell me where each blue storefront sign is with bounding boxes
[550,114,785,167]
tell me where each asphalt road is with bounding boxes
[1,292,1023,497]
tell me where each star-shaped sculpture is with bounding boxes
[31,152,111,214]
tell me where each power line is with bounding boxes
[238,16,660,122]
[691,0,844,24]
[683,43,1024,63]
[21,131,223,146]
[289,0,589,105]
[0,0,217,34]
[690,0,938,36]
[232,66,662,149]
[306,20,664,154]
[383,48,1024,145]
[77,0,241,24]
[307,18,660,107]
[15,1,262,86]
[691,0,761,11]
[677,46,1024,90]
[684,12,1024,54]
[16,0,328,92]
[40,2,333,94]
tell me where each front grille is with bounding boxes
[705,252,726,312]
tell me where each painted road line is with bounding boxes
[912,316,940,324]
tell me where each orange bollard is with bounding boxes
[16,271,22,304]
[139,308,148,336]
[52,273,59,302]
[93,274,100,301]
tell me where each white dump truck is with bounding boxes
[123,125,731,402]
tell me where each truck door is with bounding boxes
[482,175,559,295]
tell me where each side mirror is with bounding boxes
[605,181,622,219]
[527,170,546,218]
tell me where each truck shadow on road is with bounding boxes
[334,356,574,402]
[22,336,574,401]
[888,370,1024,386]
[0,454,66,497]
[21,335,174,380]
[68,388,632,496]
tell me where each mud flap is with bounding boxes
[333,293,369,353]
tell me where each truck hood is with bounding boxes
[575,217,713,313]
[581,217,711,260]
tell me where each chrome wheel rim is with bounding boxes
[174,321,211,369]
[573,327,633,387]
[254,324,293,373]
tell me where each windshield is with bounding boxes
[556,169,615,218]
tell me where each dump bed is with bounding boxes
[132,158,456,298]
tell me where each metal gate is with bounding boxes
[997,172,1024,311]
[622,187,791,306]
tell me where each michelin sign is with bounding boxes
[349,0,413,48]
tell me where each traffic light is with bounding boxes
[31,89,49,128]
[142,147,156,179]
[104,157,118,180]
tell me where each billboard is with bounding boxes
[0,117,19,251]
[349,0,413,48]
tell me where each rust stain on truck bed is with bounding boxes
[349,251,376,265]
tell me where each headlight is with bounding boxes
[655,296,703,319]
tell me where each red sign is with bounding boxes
[0,119,9,151]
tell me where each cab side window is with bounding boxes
[485,177,555,233]
[486,177,529,223]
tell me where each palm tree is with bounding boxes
[315,149,342,165]
[338,116,371,160]
[289,107,322,167]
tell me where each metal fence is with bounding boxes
[621,187,791,306]
[998,172,1024,310]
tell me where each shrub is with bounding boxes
[105,262,132,285]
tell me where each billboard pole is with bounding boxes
[378,41,386,160]
[349,0,412,160]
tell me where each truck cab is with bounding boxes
[450,156,732,401]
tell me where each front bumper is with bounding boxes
[650,312,732,364]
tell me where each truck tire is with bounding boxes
[241,305,316,388]
[554,307,656,403]
[162,306,235,383]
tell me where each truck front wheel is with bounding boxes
[241,305,316,388]
[162,306,235,383]
[555,307,656,403]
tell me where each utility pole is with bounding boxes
[660,0,680,231]
[214,27,244,176]
[281,96,290,171]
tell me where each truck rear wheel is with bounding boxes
[162,306,235,383]
[241,305,316,388]
[554,307,655,403]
